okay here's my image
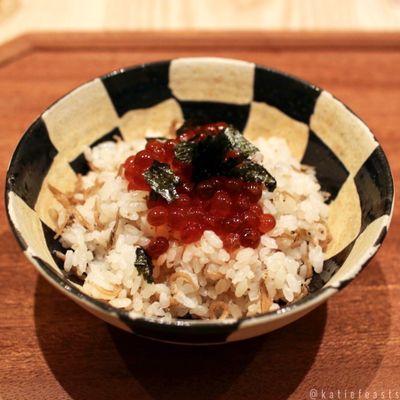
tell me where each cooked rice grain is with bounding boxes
[58,136,329,321]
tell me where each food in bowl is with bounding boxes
[6,57,393,343]
[51,121,330,320]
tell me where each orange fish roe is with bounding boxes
[122,122,276,256]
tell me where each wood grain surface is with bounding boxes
[0,32,399,400]
[1,0,400,46]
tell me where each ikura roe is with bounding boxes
[223,233,241,252]
[210,190,232,217]
[244,182,263,202]
[167,208,187,230]
[122,122,276,255]
[147,206,168,226]
[181,222,203,244]
[133,150,153,170]
[240,227,261,248]
[259,213,276,233]
[146,237,169,258]
[146,140,167,162]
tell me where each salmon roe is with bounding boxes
[146,237,169,258]
[122,122,276,257]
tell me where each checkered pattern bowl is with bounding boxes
[5,58,394,344]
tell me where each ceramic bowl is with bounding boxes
[5,57,394,344]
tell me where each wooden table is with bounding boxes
[0,32,399,400]
[1,0,400,46]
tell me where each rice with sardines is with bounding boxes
[52,123,329,320]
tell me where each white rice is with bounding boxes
[55,136,329,321]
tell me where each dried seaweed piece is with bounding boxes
[223,125,258,158]
[191,131,232,182]
[174,141,196,163]
[144,161,180,203]
[229,159,277,192]
[134,247,154,283]
[173,124,273,186]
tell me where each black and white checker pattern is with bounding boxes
[5,58,394,344]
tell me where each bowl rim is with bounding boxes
[5,57,395,330]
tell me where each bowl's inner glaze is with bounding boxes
[6,58,393,340]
